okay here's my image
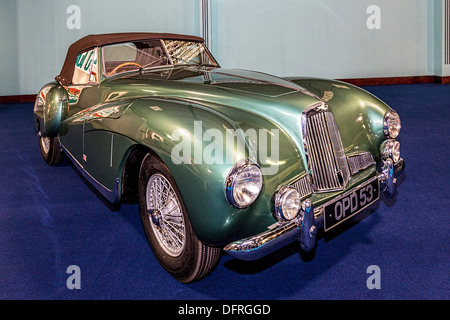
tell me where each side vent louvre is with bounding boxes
[290,174,313,200]
[348,152,376,175]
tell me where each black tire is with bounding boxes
[138,153,221,283]
[39,134,63,165]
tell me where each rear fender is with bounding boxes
[33,82,69,137]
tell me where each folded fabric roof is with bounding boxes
[56,32,204,85]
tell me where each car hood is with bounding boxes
[102,66,321,102]
[101,66,323,123]
[101,67,324,160]
[171,67,316,98]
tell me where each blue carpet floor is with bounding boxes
[0,83,448,300]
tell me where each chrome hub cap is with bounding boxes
[146,174,186,257]
[40,136,50,154]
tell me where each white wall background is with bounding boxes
[210,0,433,79]
[0,0,201,96]
[0,0,19,95]
[0,0,444,96]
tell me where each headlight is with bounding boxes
[274,187,301,221]
[383,110,401,139]
[225,159,263,208]
[381,139,401,163]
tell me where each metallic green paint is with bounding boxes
[287,77,391,160]
[33,83,69,138]
[34,56,395,246]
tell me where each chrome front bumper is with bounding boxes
[224,158,405,261]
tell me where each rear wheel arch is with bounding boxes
[34,82,69,138]
[34,83,66,166]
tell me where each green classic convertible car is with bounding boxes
[33,33,404,283]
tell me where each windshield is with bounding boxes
[102,39,218,77]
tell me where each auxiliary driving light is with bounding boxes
[274,186,301,222]
[383,110,401,139]
[381,139,401,163]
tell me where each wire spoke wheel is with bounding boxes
[38,134,63,165]
[139,154,221,283]
[146,173,186,257]
[40,136,51,154]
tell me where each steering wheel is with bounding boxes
[108,62,142,76]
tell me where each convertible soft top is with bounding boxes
[56,32,204,86]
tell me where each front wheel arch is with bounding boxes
[121,145,152,203]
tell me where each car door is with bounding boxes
[59,48,100,165]
[82,103,135,194]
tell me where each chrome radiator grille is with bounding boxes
[303,109,350,192]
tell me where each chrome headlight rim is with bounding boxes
[383,110,401,139]
[225,159,263,209]
[274,186,301,222]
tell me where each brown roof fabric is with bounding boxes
[55,32,204,86]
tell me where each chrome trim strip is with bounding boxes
[110,134,114,167]
[60,142,120,203]
[160,39,173,65]
[223,220,301,261]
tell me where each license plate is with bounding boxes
[324,178,380,231]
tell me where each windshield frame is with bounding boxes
[101,39,219,78]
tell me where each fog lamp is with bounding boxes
[274,187,301,222]
[381,140,401,163]
[383,110,401,139]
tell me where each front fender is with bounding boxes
[112,97,306,245]
[286,77,393,160]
